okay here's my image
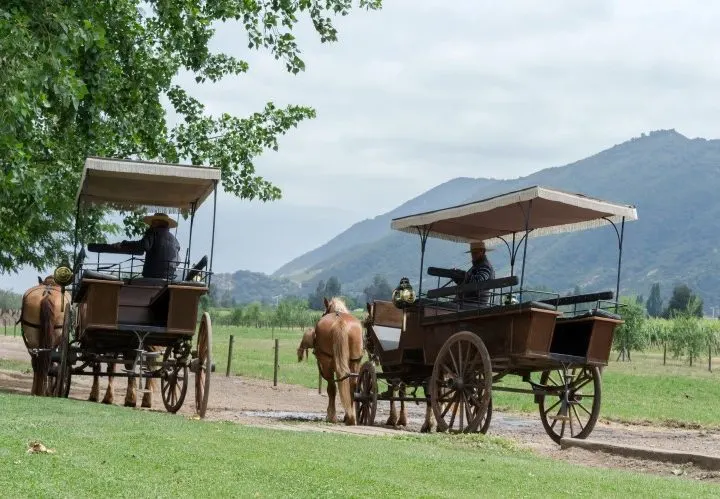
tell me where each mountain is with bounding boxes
[211,269,306,306]
[271,129,720,309]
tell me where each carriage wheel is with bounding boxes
[53,305,73,398]
[193,312,212,418]
[537,366,601,444]
[161,345,189,413]
[430,331,492,433]
[354,361,377,426]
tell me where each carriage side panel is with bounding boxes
[77,279,123,334]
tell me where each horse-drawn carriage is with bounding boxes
[356,186,637,442]
[42,157,218,417]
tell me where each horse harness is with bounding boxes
[313,310,362,383]
[17,284,65,356]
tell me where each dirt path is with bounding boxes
[2,336,719,484]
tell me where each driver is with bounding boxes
[112,213,181,280]
[452,241,495,306]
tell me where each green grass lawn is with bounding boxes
[209,326,720,428]
[0,393,717,498]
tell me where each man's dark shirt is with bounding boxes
[121,226,180,279]
[454,255,495,306]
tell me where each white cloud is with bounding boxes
[4,0,720,292]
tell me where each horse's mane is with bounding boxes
[327,297,350,314]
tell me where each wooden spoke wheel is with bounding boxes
[430,331,493,433]
[537,366,601,444]
[161,345,189,413]
[354,361,377,426]
[53,305,73,398]
[193,312,212,418]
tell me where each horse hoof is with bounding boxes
[124,400,136,408]
[101,398,113,405]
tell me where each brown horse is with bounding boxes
[309,297,363,425]
[88,351,159,408]
[296,327,314,362]
[19,276,70,396]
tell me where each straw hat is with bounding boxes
[143,212,177,228]
[465,241,494,253]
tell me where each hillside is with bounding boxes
[272,129,720,309]
[210,269,305,305]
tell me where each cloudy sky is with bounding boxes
[3,0,720,292]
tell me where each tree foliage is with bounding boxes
[664,284,703,318]
[0,0,382,272]
[363,274,392,304]
[646,283,662,317]
[613,297,648,361]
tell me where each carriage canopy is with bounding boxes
[75,156,221,213]
[390,185,638,244]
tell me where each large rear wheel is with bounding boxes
[193,312,212,418]
[430,331,492,433]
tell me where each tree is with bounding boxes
[613,297,648,361]
[308,280,326,311]
[664,284,702,318]
[363,275,393,303]
[324,276,341,298]
[0,0,383,273]
[646,283,663,317]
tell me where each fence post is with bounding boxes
[318,371,322,394]
[273,338,279,387]
[709,344,712,373]
[226,335,234,377]
[663,342,666,365]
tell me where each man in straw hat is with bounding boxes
[451,240,495,306]
[112,213,181,279]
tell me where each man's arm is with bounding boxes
[115,229,153,253]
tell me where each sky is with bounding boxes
[3,0,720,292]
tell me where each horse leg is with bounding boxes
[89,362,101,402]
[421,402,436,433]
[141,377,156,408]
[101,362,115,404]
[386,384,398,426]
[30,356,39,396]
[398,385,408,427]
[337,376,356,426]
[320,360,338,423]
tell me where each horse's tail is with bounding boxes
[37,291,55,395]
[331,317,351,378]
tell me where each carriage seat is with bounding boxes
[558,308,622,321]
[82,269,122,281]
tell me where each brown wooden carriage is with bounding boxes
[50,157,219,417]
[353,186,637,442]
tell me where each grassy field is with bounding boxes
[209,325,720,428]
[0,393,717,498]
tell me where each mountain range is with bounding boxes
[214,129,720,311]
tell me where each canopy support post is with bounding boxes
[604,216,626,314]
[208,181,218,287]
[416,225,431,297]
[519,200,533,302]
[185,201,197,274]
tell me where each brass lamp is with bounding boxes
[392,277,416,309]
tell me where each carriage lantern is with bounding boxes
[392,277,416,309]
[53,263,74,312]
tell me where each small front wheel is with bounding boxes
[430,331,493,433]
[537,366,601,444]
[354,361,377,426]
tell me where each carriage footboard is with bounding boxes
[549,310,623,365]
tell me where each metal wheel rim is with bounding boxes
[161,345,189,413]
[538,366,601,444]
[195,312,212,418]
[354,361,377,426]
[430,331,492,434]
